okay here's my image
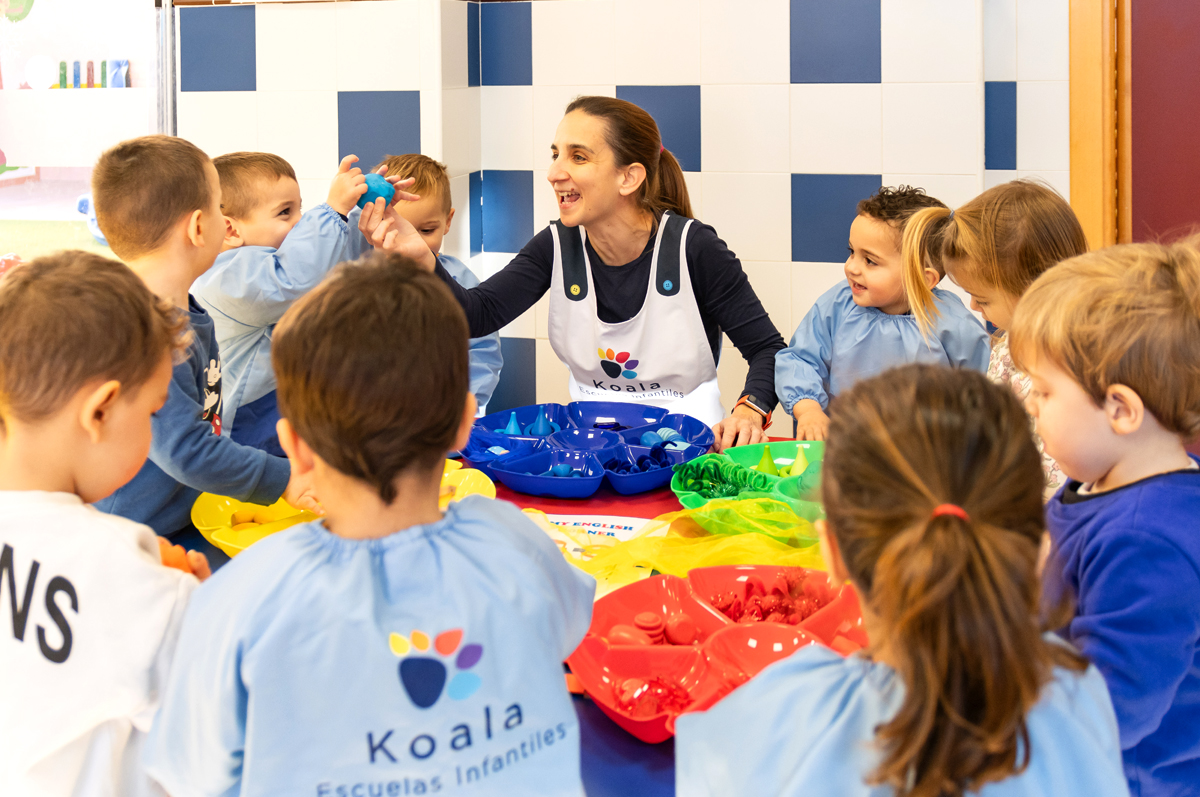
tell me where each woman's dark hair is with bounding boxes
[822,364,1086,797]
[565,95,693,219]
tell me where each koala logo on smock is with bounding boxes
[597,348,639,380]
[390,628,484,709]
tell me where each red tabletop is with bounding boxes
[492,481,682,519]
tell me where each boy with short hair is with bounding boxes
[0,251,206,796]
[348,154,502,413]
[90,135,315,538]
[145,252,594,796]
[1010,238,1200,797]
[191,151,371,455]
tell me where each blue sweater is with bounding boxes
[1045,463,1200,796]
[94,297,290,535]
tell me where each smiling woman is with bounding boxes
[360,96,786,451]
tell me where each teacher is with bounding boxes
[368,96,785,451]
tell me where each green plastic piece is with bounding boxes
[756,445,779,476]
[670,454,779,509]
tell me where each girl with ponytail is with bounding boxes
[900,180,1088,498]
[676,364,1128,797]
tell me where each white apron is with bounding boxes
[547,211,725,427]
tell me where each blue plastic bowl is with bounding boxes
[566,401,670,432]
[601,444,707,495]
[475,403,573,440]
[459,428,546,480]
[546,428,622,456]
[618,413,715,451]
[491,450,606,499]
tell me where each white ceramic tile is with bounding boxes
[480,86,533,170]
[177,92,258,159]
[881,0,980,83]
[613,0,701,85]
[1016,0,1069,81]
[533,172,561,233]
[983,0,1017,81]
[741,261,792,338]
[297,179,330,220]
[1017,169,1070,203]
[984,169,1018,189]
[1017,80,1069,171]
[441,87,481,177]
[716,350,747,423]
[791,84,883,174]
[443,172,471,262]
[420,85,444,163]
[701,172,791,262]
[536,338,573,405]
[531,0,616,86]
[500,306,536,339]
[441,0,468,89]
[701,84,790,173]
[699,0,789,84]
[256,2,337,92]
[256,90,339,180]
[335,0,423,91]
[791,262,849,334]
[882,83,981,174]
[684,171,702,219]
[881,173,982,209]
[531,84,616,170]
[418,0,443,154]
[473,251,518,281]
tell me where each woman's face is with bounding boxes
[548,110,626,227]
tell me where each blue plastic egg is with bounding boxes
[356,173,396,209]
[639,431,664,446]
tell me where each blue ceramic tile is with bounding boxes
[337,91,421,174]
[482,170,534,253]
[791,0,881,83]
[470,170,483,257]
[791,173,882,262]
[489,337,536,412]
[179,6,256,92]
[615,85,702,172]
[481,2,532,86]
[468,2,481,88]
[985,81,1017,170]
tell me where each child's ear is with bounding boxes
[452,392,476,452]
[922,266,941,290]
[1105,384,1146,436]
[78,380,123,444]
[277,418,316,476]
[444,208,455,235]
[816,519,851,588]
[223,216,244,249]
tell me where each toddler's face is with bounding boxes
[234,176,303,250]
[948,266,1019,330]
[845,214,908,314]
[394,192,453,256]
[1023,352,1114,484]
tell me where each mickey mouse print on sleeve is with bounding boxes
[202,357,223,436]
[988,334,1067,500]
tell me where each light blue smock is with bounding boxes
[192,203,350,438]
[775,281,990,414]
[143,496,595,797]
[675,643,1130,797]
[343,210,503,412]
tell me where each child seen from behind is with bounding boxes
[144,253,595,796]
[1010,239,1200,796]
[676,364,1128,797]
[775,187,989,441]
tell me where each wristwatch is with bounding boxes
[733,394,773,431]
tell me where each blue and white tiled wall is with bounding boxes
[175,0,1069,421]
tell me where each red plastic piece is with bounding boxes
[567,565,866,743]
[608,624,653,646]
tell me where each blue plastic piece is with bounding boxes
[503,412,523,435]
[602,444,706,496]
[76,194,109,246]
[550,463,574,477]
[486,445,509,456]
[546,428,621,455]
[356,172,396,209]
[639,431,664,446]
[656,427,683,443]
[490,450,605,499]
[621,413,716,452]
[524,409,558,436]
[567,401,669,432]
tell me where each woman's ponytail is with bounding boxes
[822,364,1086,797]
[655,148,693,219]
[901,206,954,338]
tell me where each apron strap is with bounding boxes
[654,212,688,297]
[553,220,589,302]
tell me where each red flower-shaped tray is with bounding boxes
[566,565,867,743]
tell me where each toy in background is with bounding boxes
[40,58,129,89]
[0,253,24,278]
[355,172,395,209]
[75,194,108,246]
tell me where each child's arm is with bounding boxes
[1067,531,1200,750]
[934,292,991,372]
[440,256,504,409]
[775,297,836,440]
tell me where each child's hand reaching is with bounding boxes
[157,537,212,581]
[327,155,369,216]
[792,400,830,441]
[357,166,437,271]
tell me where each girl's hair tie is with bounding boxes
[931,503,970,522]
[947,209,956,221]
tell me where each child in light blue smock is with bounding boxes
[345,154,503,414]
[144,254,595,797]
[775,187,989,440]
[675,364,1129,797]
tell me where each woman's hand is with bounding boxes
[711,404,767,452]
[792,399,829,441]
[357,197,437,272]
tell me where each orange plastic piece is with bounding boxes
[157,537,193,575]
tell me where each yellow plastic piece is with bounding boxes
[443,459,463,474]
[784,448,809,477]
[389,632,411,656]
[411,630,430,651]
[439,466,495,510]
